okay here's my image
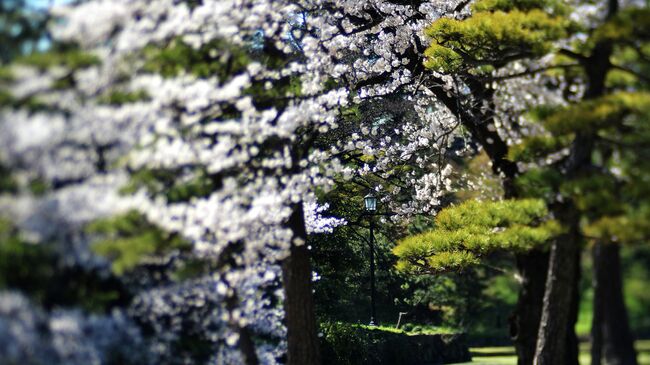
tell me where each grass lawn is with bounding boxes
[450,339,650,365]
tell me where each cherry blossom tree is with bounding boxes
[1,0,468,364]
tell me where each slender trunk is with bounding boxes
[510,250,549,365]
[591,243,604,365]
[225,291,260,365]
[566,247,581,365]
[592,242,638,365]
[533,203,581,365]
[369,216,377,325]
[282,204,321,365]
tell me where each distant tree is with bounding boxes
[0,0,49,64]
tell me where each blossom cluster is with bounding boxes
[0,0,472,363]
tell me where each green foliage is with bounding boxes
[142,38,251,79]
[424,10,568,72]
[0,163,17,193]
[471,0,567,14]
[121,168,219,203]
[420,251,481,273]
[0,88,49,110]
[514,167,563,200]
[0,90,13,107]
[543,92,650,135]
[593,7,650,44]
[583,210,650,243]
[310,178,466,328]
[0,66,13,81]
[97,89,150,105]
[88,211,190,275]
[606,68,641,89]
[456,152,504,200]
[508,135,571,162]
[243,74,302,107]
[398,268,490,329]
[28,177,48,196]
[0,218,126,312]
[394,199,562,275]
[435,199,549,230]
[16,49,100,70]
[424,44,465,74]
[622,247,650,333]
[171,258,212,281]
[0,219,52,290]
[320,321,468,365]
[560,173,622,217]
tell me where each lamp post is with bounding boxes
[364,192,377,326]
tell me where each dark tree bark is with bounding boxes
[592,284,604,365]
[591,242,638,365]
[282,204,321,365]
[533,204,581,365]
[510,250,549,365]
[591,242,606,365]
[535,1,621,362]
[584,1,636,362]
[427,78,551,365]
[566,245,581,365]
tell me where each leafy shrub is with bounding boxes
[320,321,470,365]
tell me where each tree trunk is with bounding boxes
[591,243,605,365]
[429,63,555,365]
[533,203,581,365]
[566,246,581,365]
[225,291,260,365]
[591,242,638,365]
[584,1,632,362]
[510,250,548,365]
[282,204,321,365]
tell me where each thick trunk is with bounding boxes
[533,203,581,365]
[591,242,638,365]
[510,250,549,365]
[535,3,618,355]
[282,204,321,365]
[585,2,633,363]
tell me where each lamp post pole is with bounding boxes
[364,192,378,326]
[369,214,377,326]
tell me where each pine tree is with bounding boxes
[405,1,576,363]
[393,198,562,272]
[397,0,649,363]
[509,2,650,363]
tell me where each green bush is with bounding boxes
[320,322,470,365]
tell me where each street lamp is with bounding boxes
[364,192,377,326]
[364,193,377,212]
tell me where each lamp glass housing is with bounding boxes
[364,193,377,211]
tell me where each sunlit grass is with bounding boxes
[350,323,461,336]
[450,340,650,365]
